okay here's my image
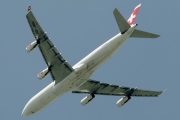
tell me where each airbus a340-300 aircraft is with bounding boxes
[22,4,163,116]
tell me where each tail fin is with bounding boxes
[127,4,141,26]
[113,4,160,38]
[113,4,141,33]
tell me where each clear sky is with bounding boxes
[0,0,179,120]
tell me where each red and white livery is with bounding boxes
[22,4,163,116]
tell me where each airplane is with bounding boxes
[22,4,163,116]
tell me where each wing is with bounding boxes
[72,79,163,97]
[26,8,73,84]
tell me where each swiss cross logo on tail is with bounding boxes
[128,14,136,23]
[127,4,141,26]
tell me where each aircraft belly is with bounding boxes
[53,71,92,96]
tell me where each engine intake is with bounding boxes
[37,67,50,80]
[81,94,95,106]
[26,41,38,53]
[116,96,131,107]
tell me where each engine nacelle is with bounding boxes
[81,94,95,106]
[116,96,131,107]
[37,68,50,80]
[26,41,38,53]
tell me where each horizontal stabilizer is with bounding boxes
[113,8,130,33]
[130,29,160,38]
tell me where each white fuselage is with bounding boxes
[22,25,137,116]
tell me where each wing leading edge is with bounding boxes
[26,7,73,84]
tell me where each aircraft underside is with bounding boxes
[22,4,162,116]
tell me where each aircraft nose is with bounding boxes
[22,107,35,116]
[21,102,35,116]
[21,110,29,117]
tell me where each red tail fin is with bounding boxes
[127,4,141,26]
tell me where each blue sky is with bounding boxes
[0,0,179,120]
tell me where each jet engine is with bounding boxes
[26,41,38,53]
[81,94,95,106]
[37,67,50,80]
[116,96,131,107]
